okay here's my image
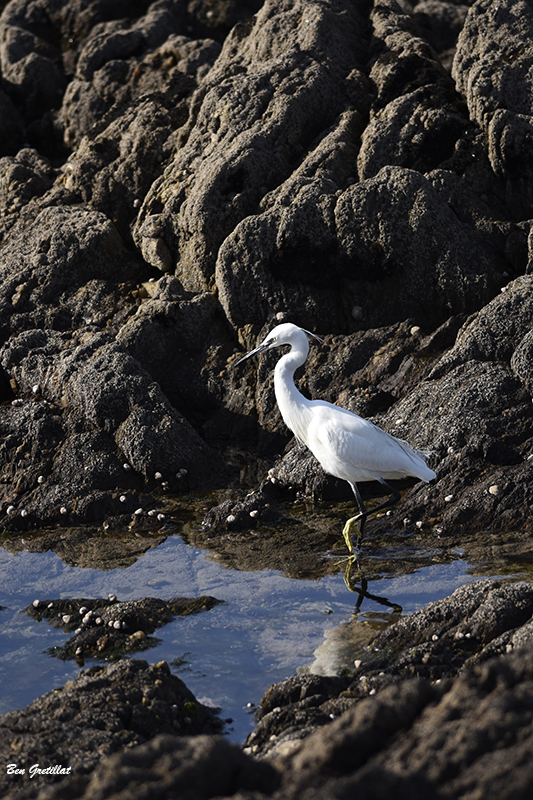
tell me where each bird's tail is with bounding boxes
[411,447,436,482]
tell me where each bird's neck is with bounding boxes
[274,350,312,446]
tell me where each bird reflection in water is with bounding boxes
[343,557,403,614]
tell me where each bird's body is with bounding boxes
[302,403,434,484]
[236,323,435,552]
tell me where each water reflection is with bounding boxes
[0,521,530,743]
[343,559,403,613]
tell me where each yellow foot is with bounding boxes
[342,514,363,554]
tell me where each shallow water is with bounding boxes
[0,528,529,743]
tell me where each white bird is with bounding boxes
[236,322,435,553]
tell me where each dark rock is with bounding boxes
[134,0,369,288]
[0,148,55,220]
[0,658,223,800]
[0,85,26,155]
[334,165,500,326]
[367,578,533,669]
[62,25,218,145]
[0,2,68,120]
[215,110,366,333]
[31,733,280,800]
[356,86,469,179]
[0,0,161,155]
[0,0,531,539]
[245,579,533,759]
[0,325,223,528]
[267,643,533,799]
[412,2,470,68]
[0,204,133,336]
[453,0,533,217]
[202,479,284,531]
[59,26,220,236]
[7,604,533,799]
[186,0,265,42]
[1,1,533,798]
[430,274,533,370]
[116,277,231,424]
[26,595,223,663]
[211,0,519,333]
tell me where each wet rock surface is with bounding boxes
[247,579,533,756]
[1,0,533,798]
[3,580,533,799]
[2,521,169,568]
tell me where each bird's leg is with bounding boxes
[342,482,367,554]
[369,479,402,520]
[343,564,403,613]
[342,480,402,553]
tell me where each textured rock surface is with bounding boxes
[452,0,533,217]
[247,579,533,756]
[0,658,223,800]
[1,2,533,795]
[3,581,533,800]
[0,0,532,532]
[26,594,222,662]
[0,326,220,527]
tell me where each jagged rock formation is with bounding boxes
[3,580,533,800]
[0,0,531,533]
[2,4,533,799]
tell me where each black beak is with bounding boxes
[233,341,271,367]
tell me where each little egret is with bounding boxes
[236,323,435,553]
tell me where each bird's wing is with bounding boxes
[310,403,433,481]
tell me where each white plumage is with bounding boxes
[236,322,435,552]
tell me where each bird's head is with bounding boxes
[234,323,322,366]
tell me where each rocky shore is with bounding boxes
[0,0,532,535]
[2,579,533,799]
[1,0,533,798]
